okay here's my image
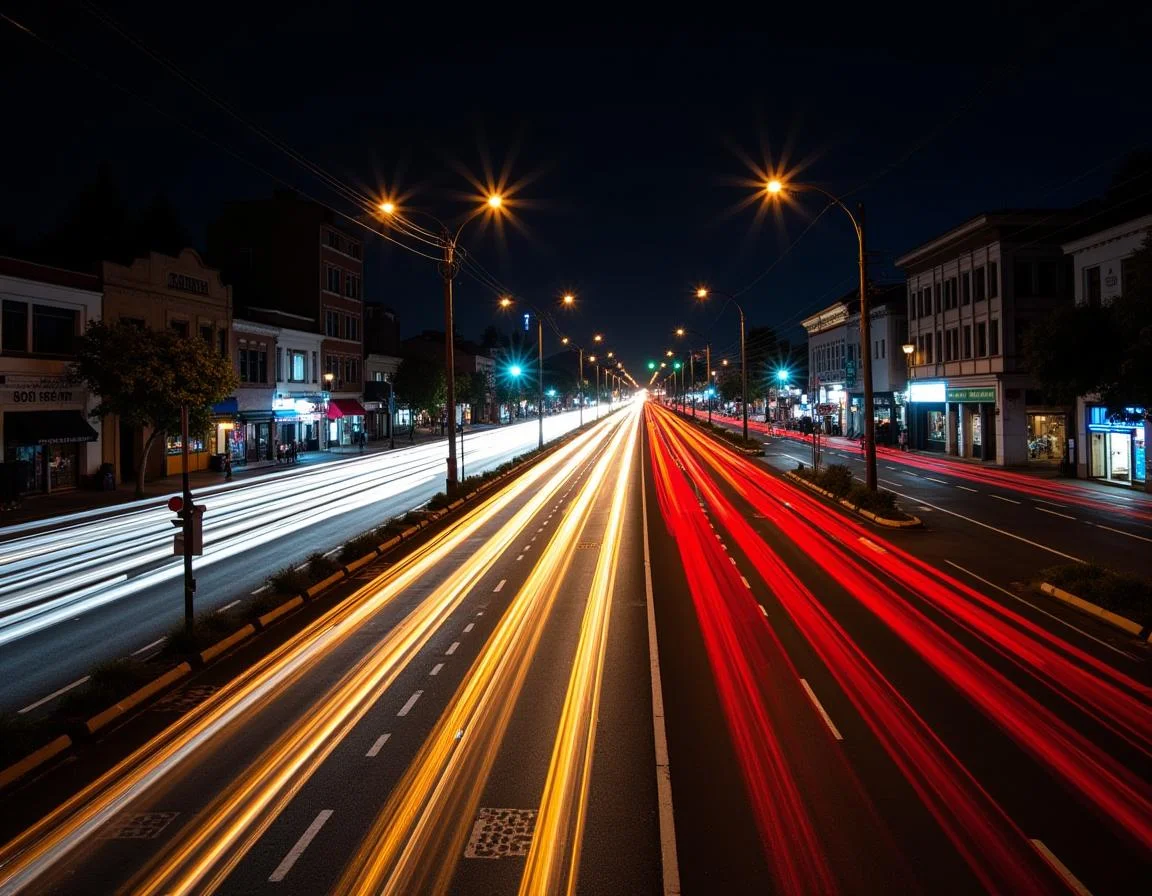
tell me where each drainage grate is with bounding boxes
[101,812,179,840]
[153,685,217,713]
[464,808,537,859]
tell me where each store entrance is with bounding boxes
[1027,414,1064,465]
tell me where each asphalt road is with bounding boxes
[0,403,663,895]
[1,407,624,714]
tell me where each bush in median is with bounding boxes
[1044,564,1152,627]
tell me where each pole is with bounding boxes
[739,306,748,442]
[460,420,465,481]
[706,344,712,424]
[858,203,877,491]
[690,351,696,418]
[578,348,584,427]
[537,316,544,450]
[388,381,395,450]
[180,405,194,637]
[441,234,458,494]
[595,367,600,420]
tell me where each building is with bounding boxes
[399,331,496,424]
[896,211,1075,466]
[365,304,401,355]
[270,322,326,452]
[227,318,278,464]
[364,351,402,440]
[208,190,366,447]
[1062,213,1151,489]
[1,257,103,495]
[800,283,906,441]
[101,249,232,481]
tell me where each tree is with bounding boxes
[69,321,238,497]
[455,369,492,421]
[392,358,446,434]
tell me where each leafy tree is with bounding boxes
[69,321,238,497]
[717,368,743,403]
[392,358,446,434]
[456,370,493,421]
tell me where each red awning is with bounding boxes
[327,398,367,420]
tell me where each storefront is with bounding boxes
[1087,406,1146,488]
[1026,412,1066,465]
[907,381,946,453]
[327,397,367,446]
[165,430,209,475]
[273,395,323,451]
[2,409,99,492]
[947,386,996,462]
[849,391,898,444]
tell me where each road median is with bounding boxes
[784,468,922,528]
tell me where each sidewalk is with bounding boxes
[0,423,501,530]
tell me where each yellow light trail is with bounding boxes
[0,413,625,895]
[335,404,642,896]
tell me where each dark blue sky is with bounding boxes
[4,5,1151,378]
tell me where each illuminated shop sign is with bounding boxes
[908,381,945,403]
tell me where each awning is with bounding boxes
[3,410,99,445]
[327,398,367,419]
[212,397,239,415]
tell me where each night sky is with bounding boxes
[4,5,1151,378]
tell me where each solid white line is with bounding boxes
[446,641,459,655]
[365,733,391,757]
[800,679,844,741]
[943,560,1134,660]
[858,537,887,554]
[924,476,949,484]
[1093,524,1152,544]
[429,663,443,676]
[268,810,333,882]
[990,494,1021,504]
[640,436,682,896]
[493,579,506,592]
[740,576,751,589]
[18,676,91,714]
[464,623,474,633]
[131,637,167,657]
[1030,840,1092,895]
[1036,507,1076,521]
[397,691,423,716]
[956,485,978,493]
[217,599,241,613]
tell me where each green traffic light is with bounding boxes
[673,362,681,370]
[647,361,656,370]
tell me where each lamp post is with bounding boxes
[589,356,600,419]
[902,342,915,449]
[696,287,748,441]
[774,368,790,425]
[323,372,334,450]
[765,179,876,491]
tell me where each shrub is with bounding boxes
[267,565,310,596]
[427,492,452,510]
[306,551,342,582]
[846,484,902,518]
[1043,564,1152,626]
[249,590,289,618]
[340,533,381,563]
[817,464,853,497]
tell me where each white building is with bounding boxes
[271,323,325,451]
[1062,213,1151,489]
[1,257,103,494]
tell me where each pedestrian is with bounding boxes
[898,429,908,452]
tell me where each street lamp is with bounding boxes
[323,372,334,450]
[378,194,505,494]
[696,286,749,442]
[765,179,877,490]
[676,326,710,421]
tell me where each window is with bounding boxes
[32,305,79,354]
[218,328,228,357]
[908,287,917,320]
[1037,260,1058,295]
[2,300,28,352]
[289,350,307,382]
[935,330,942,363]
[239,346,268,383]
[349,242,361,260]
[974,266,986,302]
[989,319,1000,355]
[1084,265,1102,307]
[200,324,213,345]
[276,347,283,381]
[945,328,959,361]
[934,282,941,312]
[325,309,340,337]
[344,314,359,341]
[325,264,342,293]
[963,325,972,359]
[1014,318,1032,357]
[961,272,971,305]
[988,262,999,298]
[312,351,319,383]
[1121,255,1139,296]
[345,274,360,300]
[170,319,189,337]
[344,358,357,383]
[976,322,987,357]
[122,316,147,329]
[945,278,958,310]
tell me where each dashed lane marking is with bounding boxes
[990,495,1021,504]
[132,637,167,657]
[1091,524,1152,544]
[1030,840,1092,895]
[19,676,90,714]
[1036,507,1076,521]
[924,476,949,484]
[269,810,334,882]
[397,691,423,717]
[366,733,391,757]
[217,599,241,613]
[446,642,460,655]
[515,554,524,562]
[956,485,978,493]
[464,623,475,633]
[759,604,768,617]
[858,537,887,554]
[740,576,751,589]
[493,579,506,592]
[800,679,844,741]
[430,663,444,676]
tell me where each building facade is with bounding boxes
[897,211,1074,467]
[271,324,325,452]
[1062,213,1151,489]
[364,352,402,440]
[101,249,232,481]
[1,257,103,495]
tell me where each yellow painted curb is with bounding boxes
[199,625,257,664]
[0,734,72,790]
[85,662,193,735]
[343,552,377,574]
[305,571,346,598]
[1040,583,1149,639]
[377,535,402,554]
[258,596,304,627]
[400,525,421,541]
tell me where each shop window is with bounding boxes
[974,266,986,301]
[2,299,28,352]
[988,261,999,298]
[33,304,79,354]
[1084,265,1102,307]
[926,410,946,444]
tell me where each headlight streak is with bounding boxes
[0,414,618,895]
[335,407,641,896]
[651,406,1152,879]
[518,408,640,896]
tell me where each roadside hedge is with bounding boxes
[1044,564,1152,627]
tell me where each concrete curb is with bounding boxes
[305,571,346,598]
[0,735,72,790]
[199,625,257,664]
[1040,582,1152,641]
[85,662,193,736]
[784,471,923,528]
[258,596,304,627]
[343,552,378,575]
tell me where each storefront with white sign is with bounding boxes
[1,375,100,493]
[273,394,324,450]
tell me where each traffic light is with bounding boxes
[647,360,656,370]
[673,362,681,370]
[170,496,205,555]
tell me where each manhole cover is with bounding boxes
[101,812,179,840]
[464,808,537,859]
[153,685,218,713]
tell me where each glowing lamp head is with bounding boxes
[696,287,708,299]
[562,293,575,305]
[673,362,681,370]
[561,336,569,345]
[777,369,789,382]
[487,194,503,209]
[593,334,603,343]
[547,388,556,398]
[379,201,395,215]
[509,364,523,377]
[588,355,596,363]
[675,327,685,336]
[647,361,656,370]
[722,359,729,366]
[902,343,915,355]
[499,297,513,308]
[766,179,783,194]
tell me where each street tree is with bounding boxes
[69,321,238,497]
[392,358,446,435]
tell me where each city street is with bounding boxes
[0,408,618,714]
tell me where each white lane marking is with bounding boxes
[537,527,544,533]
[464,623,475,633]
[217,599,241,613]
[1030,840,1092,895]
[323,545,343,557]
[714,533,722,541]
[942,561,1134,660]
[1036,507,1076,521]
[1034,499,1069,509]
[924,476,949,484]
[886,465,898,470]
[366,733,391,757]
[990,494,1021,504]
[904,471,920,477]
[728,556,736,565]
[858,537,887,554]
[515,554,524,562]
[1093,524,1152,544]
[269,810,334,881]
[397,691,423,717]
[759,604,768,617]
[522,544,531,551]
[132,637,167,656]
[446,641,460,655]
[800,679,844,741]
[294,562,309,572]
[956,485,978,493]
[250,584,270,595]
[493,579,506,592]
[430,663,443,677]
[18,676,91,714]
[740,576,751,588]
